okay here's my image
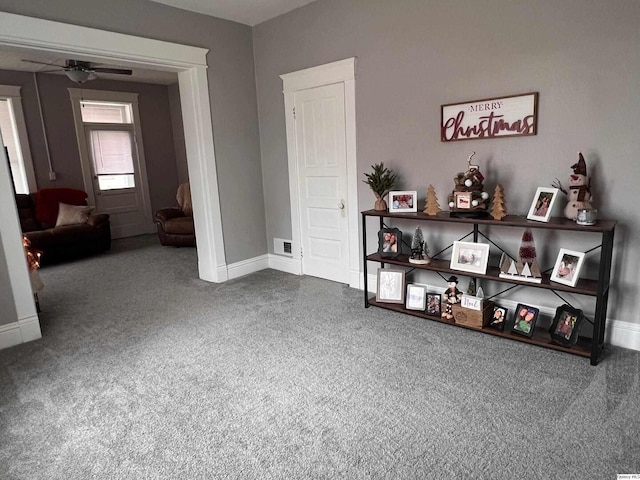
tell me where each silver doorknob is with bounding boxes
[338,201,345,210]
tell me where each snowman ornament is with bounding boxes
[553,152,593,221]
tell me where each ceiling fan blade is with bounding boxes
[92,67,132,75]
[22,59,63,68]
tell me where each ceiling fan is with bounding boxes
[22,59,133,83]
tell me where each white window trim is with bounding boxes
[0,84,37,192]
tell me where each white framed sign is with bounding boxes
[441,92,538,142]
[461,294,483,311]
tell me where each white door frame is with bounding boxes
[68,88,155,238]
[280,58,360,288]
[0,12,228,346]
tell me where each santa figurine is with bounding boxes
[553,152,593,220]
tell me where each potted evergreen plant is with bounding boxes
[363,163,397,211]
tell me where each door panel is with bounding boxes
[295,83,349,284]
[85,126,148,238]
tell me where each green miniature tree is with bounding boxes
[363,163,397,211]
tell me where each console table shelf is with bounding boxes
[361,210,616,365]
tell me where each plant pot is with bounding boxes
[374,198,387,211]
[374,192,388,211]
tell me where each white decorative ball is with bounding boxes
[465,179,473,187]
[481,191,489,200]
[472,199,479,207]
[449,201,455,208]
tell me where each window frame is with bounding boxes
[0,85,37,193]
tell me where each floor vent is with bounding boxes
[274,238,293,256]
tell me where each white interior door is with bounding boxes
[294,83,349,284]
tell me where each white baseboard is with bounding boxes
[227,254,270,280]
[606,319,640,352]
[268,254,301,275]
[225,253,302,280]
[0,314,41,350]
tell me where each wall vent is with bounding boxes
[274,238,293,257]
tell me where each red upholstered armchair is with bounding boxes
[155,183,195,247]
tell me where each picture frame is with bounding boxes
[489,305,508,331]
[549,304,585,347]
[388,191,418,213]
[550,248,585,287]
[378,228,402,258]
[527,187,559,222]
[426,293,441,316]
[450,241,490,275]
[376,268,406,304]
[511,303,540,337]
[454,191,473,209]
[405,283,427,310]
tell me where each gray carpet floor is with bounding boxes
[0,235,639,479]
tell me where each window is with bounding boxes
[0,86,36,194]
[79,100,137,191]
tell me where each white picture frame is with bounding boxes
[450,241,490,275]
[550,248,586,287]
[527,187,559,222]
[388,190,418,213]
[405,283,427,310]
[376,268,406,304]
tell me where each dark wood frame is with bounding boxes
[489,305,508,331]
[378,227,402,258]
[549,304,585,347]
[426,293,441,315]
[511,304,539,337]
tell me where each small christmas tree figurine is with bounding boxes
[423,185,441,216]
[490,183,508,220]
[408,226,431,264]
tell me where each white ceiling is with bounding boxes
[149,0,317,26]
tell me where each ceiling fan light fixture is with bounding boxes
[65,69,92,83]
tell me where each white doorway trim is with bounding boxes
[280,58,360,288]
[0,12,228,347]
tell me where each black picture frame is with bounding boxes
[489,305,508,331]
[511,303,539,337]
[378,228,402,258]
[549,304,585,347]
[426,293,441,316]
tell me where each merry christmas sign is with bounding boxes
[441,92,538,142]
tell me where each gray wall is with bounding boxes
[253,0,640,324]
[0,0,266,264]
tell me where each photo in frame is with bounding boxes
[549,304,585,347]
[550,248,586,287]
[376,268,406,304]
[450,241,490,275]
[511,303,540,337]
[488,305,508,331]
[405,283,427,310]
[426,293,441,316]
[527,187,559,222]
[388,191,418,213]
[378,228,402,258]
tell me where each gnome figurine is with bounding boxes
[553,152,593,220]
